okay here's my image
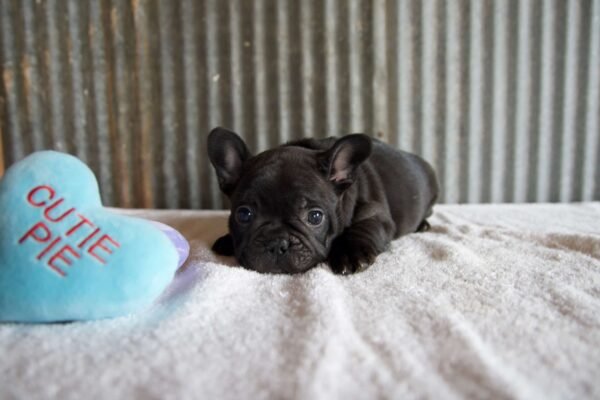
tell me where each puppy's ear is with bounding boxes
[318,134,372,191]
[207,127,251,196]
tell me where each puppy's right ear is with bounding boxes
[318,134,372,192]
[207,127,251,196]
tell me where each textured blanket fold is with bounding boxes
[1,203,599,399]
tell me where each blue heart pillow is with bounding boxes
[0,151,185,322]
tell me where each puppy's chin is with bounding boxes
[238,247,322,274]
[233,228,328,274]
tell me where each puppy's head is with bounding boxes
[208,127,372,273]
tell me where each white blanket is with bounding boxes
[1,203,599,399]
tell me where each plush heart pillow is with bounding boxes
[0,151,186,322]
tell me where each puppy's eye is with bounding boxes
[235,206,254,224]
[307,209,324,226]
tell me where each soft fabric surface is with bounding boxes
[1,203,599,399]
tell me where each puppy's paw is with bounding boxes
[328,234,380,275]
[417,219,431,232]
[212,234,235,256]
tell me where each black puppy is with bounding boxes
[207,127,438,275]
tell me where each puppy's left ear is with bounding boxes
[318,134,372,191]
[207,127,251,196]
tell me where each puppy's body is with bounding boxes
[208,128,438,274]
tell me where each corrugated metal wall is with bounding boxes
[1,0,599,208]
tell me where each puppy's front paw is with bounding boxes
[416,219,431,232]
[212,234,235,256]
[328,234,379,275]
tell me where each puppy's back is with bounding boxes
[370,140,438,236]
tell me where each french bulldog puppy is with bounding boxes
[207,127,438,275]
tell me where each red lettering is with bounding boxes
[27,185,55,207]
[44,198,75,222]
[78,227,100,248]
[88,234,120,264]
[37,237,61,260]
[66,213,95,237]
[48,245,80,277]
[18,222,52,244]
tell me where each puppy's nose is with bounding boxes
[267,238,289,256]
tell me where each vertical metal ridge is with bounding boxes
[325,0,340,136]
[175,0,191,210]
[571,0,593,201]
[513,0,534,203]
[458,1,471,204]
[13,1,33,156]
[264,1,279,148]
[372,0,388,142]
[287,0,303,140]
[360,0,374,138]
[387,0,398,146]
[195,0,213,208]
[100,0,122,206]
[549,1,569,202]
[276,0,290,143]
[466,0,485,203]
[22,0,44,151]
[218,1,234,136]
[384,0,395,144]
[181,0,201,209]
[337,0,351,136]
[228,0,243,135]
[132,0,157,208]
[251,0,267,150]
[536,2,564,202]
[124,0,143,207]
[537,1,555,202]
[434,1,447,203]
[66,0,90,162]
[397,0,422,154]
[158,0,181,208]
[36,0,54,151]
[420,0,440,173]
[313,1,328,138]
[46,0,68,153]
[525,1,544,203]
[205,0,222,208]
[480,0,495,203]
[111,0,137,208]
[300,0,315,138]
[1,0,25,159]
[584,0,600,201]
[443,0,465,204]
[80,1,100,173]
[238,0,256,148]
[348,0,365,134]
[88,0,114,205]
[503,0,520,203]
[559,0,582,202]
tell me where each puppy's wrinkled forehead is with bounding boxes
[233,147,332,208]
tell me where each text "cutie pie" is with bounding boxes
[18,185,120,277]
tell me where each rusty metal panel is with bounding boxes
[0,0,599,208]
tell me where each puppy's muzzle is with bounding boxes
[248,230,315,273]
[266,238,290,256]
